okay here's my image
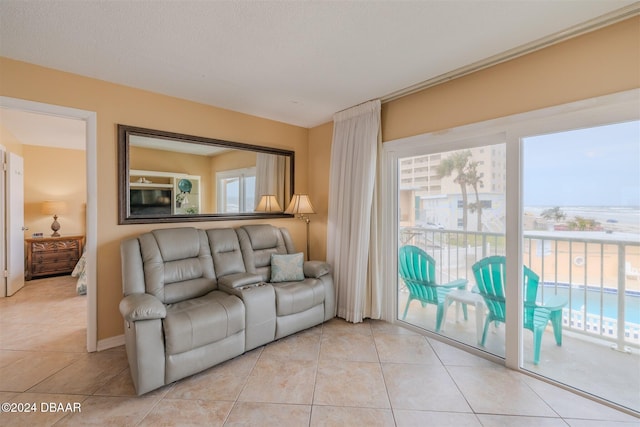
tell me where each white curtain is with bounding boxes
[255,153,285,209]
[327,99,382,323]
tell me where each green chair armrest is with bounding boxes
[541,295,568,311]
[439,278,468,289]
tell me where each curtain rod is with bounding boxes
[381,4,640,104]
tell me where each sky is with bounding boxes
[523,120,640,207]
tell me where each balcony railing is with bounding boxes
[399,226,640,351]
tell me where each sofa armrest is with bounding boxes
[218,272,264,289]
[119,293,166,322]
[304,261,331,279]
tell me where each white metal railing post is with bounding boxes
[614,244,630,353]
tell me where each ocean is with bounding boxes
[524,206,640,234]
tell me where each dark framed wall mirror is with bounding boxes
[118,124,295,224]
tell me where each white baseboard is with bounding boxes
[97,334,125,351]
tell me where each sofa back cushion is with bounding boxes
[206,228,247,278]
[138,228,217,304]
[237,224,289,281]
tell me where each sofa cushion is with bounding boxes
[237,225,288,281]
[138,228,217,304]
[273,278,325,316]
[207,228,247,278]
[163,291,244,355]
[270,253,304,283]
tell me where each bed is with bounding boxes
[71,252,87,295]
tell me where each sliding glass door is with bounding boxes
[386,91,639,413]
[396,138,507,359]
[521,120,640,411]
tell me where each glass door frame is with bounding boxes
[382,88,640,374]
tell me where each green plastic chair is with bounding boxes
[398,245,468,332]
[471,256,567,365]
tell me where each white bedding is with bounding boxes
[71,252,87,295]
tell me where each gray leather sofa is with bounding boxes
[119,224,335,395]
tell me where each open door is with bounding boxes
[6,151,25,296]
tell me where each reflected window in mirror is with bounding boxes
[118,125,295,224]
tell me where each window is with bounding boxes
[216,167,256,213]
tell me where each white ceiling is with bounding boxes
[0,0,636,141]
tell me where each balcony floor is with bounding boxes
[399,291,640,412]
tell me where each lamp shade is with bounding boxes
[285,194,315,215]
[41,200,67,215]
[255,195,282,212]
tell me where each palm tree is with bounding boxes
[465,160,484,231]
[541,206,566,222]
[437,150,471,230]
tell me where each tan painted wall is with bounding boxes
[0,57,309,341]
[22,145,86,238]
[382,17,640,141]
[307,121,333,260]
[0,125,24,155]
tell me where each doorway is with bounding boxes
[0,96,97,352]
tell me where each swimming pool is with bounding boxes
[541,284,640,325]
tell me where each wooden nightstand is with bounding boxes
[25,235,84,280]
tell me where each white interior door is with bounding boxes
[6,152,25,296]
[0,146,5,297]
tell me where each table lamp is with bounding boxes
[255,195,282,212]
[285,194,316,260]
[41,200,68,237]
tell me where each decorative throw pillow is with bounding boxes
[270,253,304,283]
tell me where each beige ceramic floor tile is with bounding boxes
[137,398,233,427]
[374,333,440,364]
[92,368,137,396]
[225,402,311,426]
[428,338,500,367]
[563,419,640,426]
[521,375,639,422]
[382,362,472,412]
[54,395,161,426]
[448,366,557,416]
[394,409,483,427]
[314,359,390,409]
[0,351,80,392]
[370,320,420,336]
[261,329,321,361]
[238,358,316,404]
[0,350,28,369]
[166,368,249,402]
[320,331,379,362]
[310,405,395,427]
[476,414,571,426]
[321,318,373,335]
[29,351,128,395]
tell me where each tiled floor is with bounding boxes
[399,290,640,412]
[0,277,638,426]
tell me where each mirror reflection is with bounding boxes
[118,125,294,224]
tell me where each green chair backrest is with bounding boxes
[471,255,541,330]
[398,245,439,304]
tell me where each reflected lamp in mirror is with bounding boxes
[41,200,68,237]
[285,194,316,260]
[255,195,283,213]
